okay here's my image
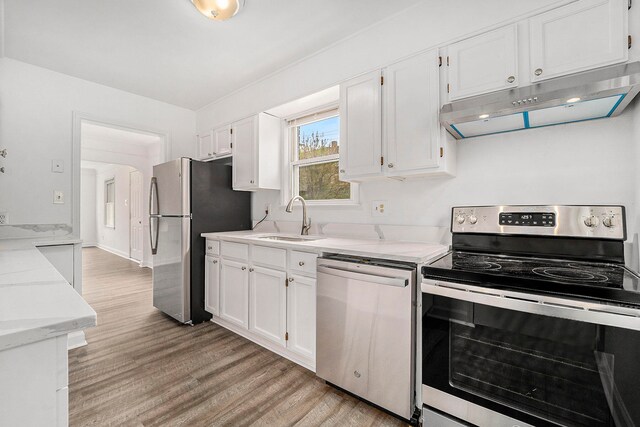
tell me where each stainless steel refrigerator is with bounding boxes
[150,158,251,324]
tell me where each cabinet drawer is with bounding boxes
[205,239,220,256]
[252,245,287,270]
[289,251,318,276]
[220,241,249,261]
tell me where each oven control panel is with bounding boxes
[499,212,556,227]
[452,205,625,240]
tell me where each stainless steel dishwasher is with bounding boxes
[316,254,417,420]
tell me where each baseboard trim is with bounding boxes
[96,244,142,265]
[82,242,97,248]
[67,331,87,350]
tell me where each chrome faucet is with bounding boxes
[286,196,311,235]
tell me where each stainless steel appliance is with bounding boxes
[421,205,640,427]
[316,255,417,421]
[440,61,640,139]
[150,158,251,324]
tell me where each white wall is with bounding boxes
[0,57,196,236]
[95,165,136,258]
[80,168,97,246]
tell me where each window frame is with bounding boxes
[104,178,116,229]
[283,104,358,207]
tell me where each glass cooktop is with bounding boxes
[422,251,640,307]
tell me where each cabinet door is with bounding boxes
[232,116,257,190]
[384,50,440,174]
[287,274,316,361]
[219,259,249,328]
[213,124,232,157]
[197,133,214,160]
[339,70,382,180]
[249,266,287,346]
[529,0,627,82]
[447,25,518,100]
[204,256,220,317]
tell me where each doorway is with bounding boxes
[129,170,144,262]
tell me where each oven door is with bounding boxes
[422,279,640,427]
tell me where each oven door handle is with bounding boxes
[422,280,640,332]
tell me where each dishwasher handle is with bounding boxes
[317,264,408,287]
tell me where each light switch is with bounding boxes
[52,160,64,173]
[53,190,65,204]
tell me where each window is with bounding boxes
[288,108,354,203]
[104,178,115,228]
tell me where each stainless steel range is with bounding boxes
[421,205,640,427]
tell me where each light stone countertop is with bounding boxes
[0,239,96,351]
[201,230,449,264]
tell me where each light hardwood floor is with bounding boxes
[69,248,408,427]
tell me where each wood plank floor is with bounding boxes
[69,248,408,427]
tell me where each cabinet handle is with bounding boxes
[208,152,212,156]
[387,163,394,168]
[241,266,247,271]
[207,246,213,250]
[339,169,345,173]
[249,268,254,272]
[288,277,294,282]
[212,260,218,264]
[298,261,305,266]
[534,68,543,76]
[507,75,515,83]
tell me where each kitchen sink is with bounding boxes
[257,235,323,242]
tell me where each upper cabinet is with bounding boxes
[213,124,233,157]
[447,25,519,101]
[196,133,214,160]
[529,0,628,82]
[232,113,281,192]
[339,50,455,182]
[339,70,383,181]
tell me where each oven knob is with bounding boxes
[455,214,466,224]
[584,215,600,228]
[603,216,615,228]
[468,215,478,225]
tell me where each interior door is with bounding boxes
[129,170,144,262]
[151,216,190,323]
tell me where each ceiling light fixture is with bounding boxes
[566,97,581,103]
[478,114,490,119]
[191,0,244,21]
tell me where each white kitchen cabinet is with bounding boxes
[204,256,220,317]
[249,266,287,346]
[384,49,442,175]
[529,0,628,82]
[340,53,455,181]
[213,124,232,157]
[232,113,281,191]
[219,258,249,329]
[339,69,383,181]
[446,25,519,100]
[197,133,214,160]
[286,274,316,361]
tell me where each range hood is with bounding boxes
[440,61,640,139]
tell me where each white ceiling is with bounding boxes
[3,0,424,110]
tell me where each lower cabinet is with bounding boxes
[286,274,316,360]
[249,266,287,346]
[205,240,318,370]
[204,256,220,317]
[219,258,249,329]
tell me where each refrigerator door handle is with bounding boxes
[150,216,159,255]
[149,177,159,216]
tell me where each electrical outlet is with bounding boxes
[265,203,272,215]
[53,190,65,204]
[372,200,387,216]
[0,212,8,225]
